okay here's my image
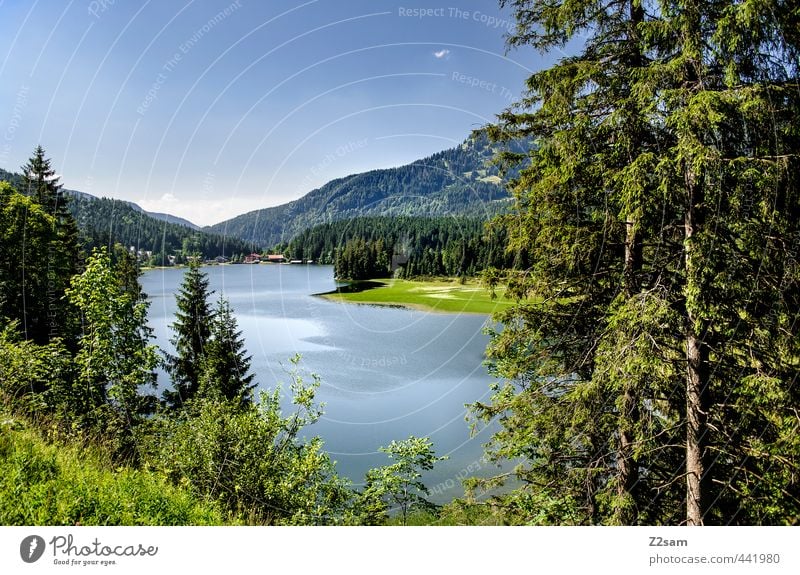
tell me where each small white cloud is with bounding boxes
[160,192,178,203]
[433,49,450,59]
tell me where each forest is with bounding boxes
[0,166,257,265]
[286,215,517,280]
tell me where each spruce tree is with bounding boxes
[475,0,800,525]
[198,296,256,405]
[163,259,213,408]
[20,146,81,346]
[653,0,800,525]
[477,0,683,525]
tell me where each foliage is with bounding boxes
[0,322,72,416]
[334,238,391,280]
[360,436,445,526]
[0,416,225,525]
[0,182,58,346]
[473,0,800,525]
[198,296,256,405]
[20,147,82,346]
[289,215,517,279]
[152,358,353,525]
[65,247,158,460]
[163,260,213,409]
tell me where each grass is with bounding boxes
[318,278,515,315]
[0,415,228,526]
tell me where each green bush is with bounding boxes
[151,365,354,525]
[0,417,225,525]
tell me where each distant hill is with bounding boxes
[125,204,200,230]
[0,167,201,229]
[0,168,254,260]
[205,134,518,247]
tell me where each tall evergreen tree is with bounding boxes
[163,259,213,408]
[20,146,81,345]
[0,182,57,351]
[198,296,256,405]
[22,145,61,212]
[475,0,800,525]
[653,0,800,525]
[477,0,684,525]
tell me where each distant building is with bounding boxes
[266,254,286,263]
[244,253,262,264]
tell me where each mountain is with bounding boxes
[125,204,200,230]
[0,167,254,260]
[0,167,201,230]
[205,134,518,247]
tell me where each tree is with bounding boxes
[156,357,353,524]
[0,182,56,349]
[163,259,213,409]
[20,146,81,346]
[22,145,61,213]
[475,0,800,525]
[65,247,158,458]
[653,0,800,525]
[198,296,256,405]
[477,0,683,524]
[360,436,445,525]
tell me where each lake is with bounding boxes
[141,264,503,502]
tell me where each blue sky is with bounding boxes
[0,0,561,226]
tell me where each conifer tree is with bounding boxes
[198,296,256,405]
[0,182,56,351]
[163,259,213,408]
[475,0,800,525]
[20,146,81,345]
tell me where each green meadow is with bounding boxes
[319,278,514,315]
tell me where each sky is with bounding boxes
[0,0,563,226]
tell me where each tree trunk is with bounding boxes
[616,216,642,525]
[614,0,645,526]
[685,327,707,525]
[684,171,708,526]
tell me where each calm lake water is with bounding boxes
[141,264,502,502]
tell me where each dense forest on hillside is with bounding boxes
[287,216,518,279]
[0,167,257,264]
[206,135,519,247]
[67,194,258,264]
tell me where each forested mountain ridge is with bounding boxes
[206,134,520,247]
[0,167,199,229]
[0,167,254,261]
